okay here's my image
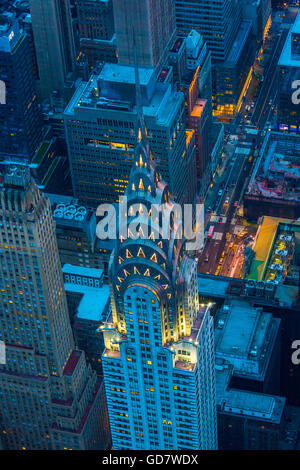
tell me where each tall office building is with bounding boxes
[113,0,176,70]
[241,0,272,43]
[77,0,117,69]
[29,0,76,100]
[101,80,217,450]
[278,11,300,134]
[0,165,109,450]
[175,0,256,120]
[64,63,196,208]
[77,0,115,41]
[175,0,241,62]
[0,14,42,161]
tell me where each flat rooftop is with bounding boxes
[214,298,281,380]
[249,216,300,282]
[63,264,103,280]
[216,365,286,423]
[99,62,154,86]
[215,299,272,359]
[197,274,230,297]
[247,132,300,204]
[224,20,253,67]
[64,64,182,128]
[76,284,110,322]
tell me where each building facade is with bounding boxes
[278,11,300,134]
[29,0,76,100]
[113,0,176,71]
[0,15,42,161]
[77,0,115,41]
[77,0,117,70]
[0,166,109,450]
[175,0,241,62]
[101,85,217,449]
[64,63,197,208]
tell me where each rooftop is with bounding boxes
[76,284,110,322]
[249,216,300,283]
[215,298,280,379]
[215,299,271,358]
[63,264,104,280]
[224,20,253,67]
[64,64,183,128]
[216,365,286,424]
[247,131,300,204]
[197,275,230,298]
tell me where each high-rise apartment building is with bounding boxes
[0,165,109,450]
[0,14,42,161]
[113,0,176,70]
[175,0,241,62]
[29,0,76,100]
[101,87,217,449]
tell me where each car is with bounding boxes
[226,232,230,240]
[218,189,223,196]
[234,201,238,207]
[225,197,230,204]
[205,256,209,263]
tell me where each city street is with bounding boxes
[198,8,294,278]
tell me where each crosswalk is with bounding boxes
[233,225,244,235]
[210,216,227,223]
[213,232,223,241]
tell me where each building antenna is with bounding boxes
[133,31,147,142]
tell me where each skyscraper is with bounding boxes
[64,63,196,208]
[0,14,42,161]
[29,0,76,100]
[101,76,217,450]
[0,165,109,450]
[77,0,115,41]
[278,11,300,134]
[113,0,176,70]
[175,0,241,62]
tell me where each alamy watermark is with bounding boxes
[96,198,204,252]
[0,80,6,104]
[0,340,5,365]
[291,80,300,105]
[291,340,300,366]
